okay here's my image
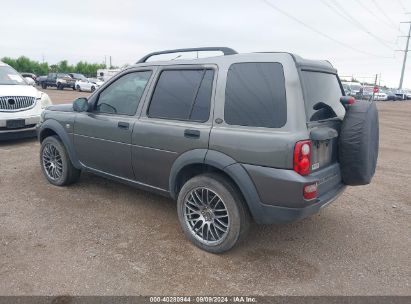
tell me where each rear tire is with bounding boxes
[41,83,47,89]
[177,173,250,253]
[40,136,81,186]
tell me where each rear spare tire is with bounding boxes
[339,101,379,185]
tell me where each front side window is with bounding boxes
[95,71,152,115]
[224,62,287,128]
[148,69,214,122]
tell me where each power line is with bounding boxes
[372,0,400,29]
[321,0,395,49]
[355,0,401,32]
[260,0,394,59]
[397,0,407,13]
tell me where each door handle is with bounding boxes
[184,129,200,138]
[118,121,129,130]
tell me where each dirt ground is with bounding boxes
[0,87,410,295]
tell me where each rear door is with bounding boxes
[73,69,153,179]
[299,70,346,172]
[132,65,216,190]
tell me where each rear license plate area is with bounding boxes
[6,119,25,129]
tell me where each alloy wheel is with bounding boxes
[183,187,230,245]
[42,143,63,180]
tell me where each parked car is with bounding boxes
[374,91,388,101]
[395,90,407,100]
[75,78,100,92]
[36,75,47,86]
[386,91,401,101]
[96,68,121,81]
[0,61,52,140]
[69,73,87,82]
[39,73,76,90]
[341,81,362,97]
[87,78,104,86]
[356,86,374,100]
[37,47,379,253]
[20,72,37,80]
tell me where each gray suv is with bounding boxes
[37,47,378,253]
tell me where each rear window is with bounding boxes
[301,71,345,122]
[224,62,287,128]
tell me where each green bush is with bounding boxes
[1,56,107,77]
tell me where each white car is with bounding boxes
[0,61,52,140]
[75,78,101,92]
[374,92,388,101]
[88,77,104,86]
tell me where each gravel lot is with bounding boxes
[0,87,410,295]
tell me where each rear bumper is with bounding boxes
[253,183,346,224]
[239,163,346,224]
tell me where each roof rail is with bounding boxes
[136,47,238,63]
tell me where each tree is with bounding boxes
[1,56,106,77]
[2,56,49,75]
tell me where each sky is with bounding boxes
[1,0,410,88]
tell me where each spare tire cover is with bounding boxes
[339,101,379,186]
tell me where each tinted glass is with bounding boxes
[301,71,345,121]
[224,62,287,128]
[95,71,152,116]
[148,69,213,122]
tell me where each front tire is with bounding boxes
[177,173,250,253]
[76,85,81,92]
[40,136,81,186]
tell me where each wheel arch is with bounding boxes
[38,119,82,169]
[170,149,264,221]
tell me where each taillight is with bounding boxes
[293,140,311,176]
[340,96,356,106]
[303,183,318,200]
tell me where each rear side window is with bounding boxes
[301,71,345,122]
[224,62,287,128]
[148,69,214,122]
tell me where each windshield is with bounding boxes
[0,66,26,85]
[301,71,346,122]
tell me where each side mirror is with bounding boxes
[73,97,89,112]
[24,77,35,86]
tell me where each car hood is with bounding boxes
[47,103,73,112]
[0,84,38,97]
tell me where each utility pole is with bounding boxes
[397,21,411,90]
[371,74,378,101]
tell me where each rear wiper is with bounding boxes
[310,102,337,121]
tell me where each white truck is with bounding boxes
[96,68,121,82]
